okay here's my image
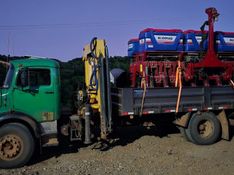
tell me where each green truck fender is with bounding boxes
[0,112,41,139]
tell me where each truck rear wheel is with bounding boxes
[0,123,35,168]
[179,127,194,142]
[188,112,221,145]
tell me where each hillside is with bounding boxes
[0,55,130,111]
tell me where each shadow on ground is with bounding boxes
[28,120,234,166]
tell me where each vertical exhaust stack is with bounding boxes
[84,104,91,144]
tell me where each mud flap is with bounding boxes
[217,110,229,141]
[174,112,191,128]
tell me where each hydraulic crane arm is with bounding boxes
[82,37,112,140]
[82,38,107,110]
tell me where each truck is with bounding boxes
[0,7,234,169]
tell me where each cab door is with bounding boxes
[13,67,56,122]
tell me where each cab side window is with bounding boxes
[28,69,51,86]
[17,68,51,88]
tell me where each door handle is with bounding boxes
[45,91,54,94]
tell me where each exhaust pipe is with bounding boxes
[84,104,91,144]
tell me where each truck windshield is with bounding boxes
[3,64,14,88]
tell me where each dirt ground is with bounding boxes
[1,125,234,175]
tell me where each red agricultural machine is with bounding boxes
[129,7,234,88]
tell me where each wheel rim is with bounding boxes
[197,120,214,138]
[0,135,23,161]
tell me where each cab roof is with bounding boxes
[10,57,60,68]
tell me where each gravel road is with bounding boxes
[1,125,234,175]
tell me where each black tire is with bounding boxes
[0,123,35,168]
[188,112,221,145]
[179,127,195,142]
[184,127,196,143]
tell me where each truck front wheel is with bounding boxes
[188,112,221,145]
[0,123,35,168]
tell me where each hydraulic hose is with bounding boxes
[89,37,99,91]
[90,37,98,59]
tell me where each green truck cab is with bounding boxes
[0,39,112,169]
[0,58,61,168]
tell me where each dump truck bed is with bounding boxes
[111,86,234,116]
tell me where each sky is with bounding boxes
[0,0,234,61]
